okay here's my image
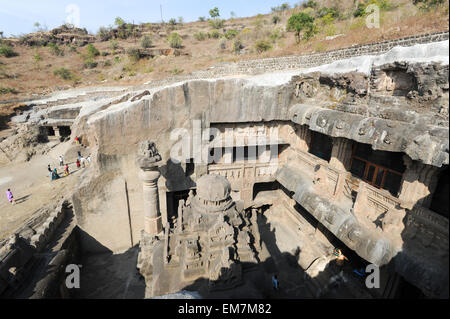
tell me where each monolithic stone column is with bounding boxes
[136,141,163,235]
[398,156,440,210]
[53,126,60,137]
[329,137,353,172]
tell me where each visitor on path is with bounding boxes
[59,155,64,166]
[6,189,15,205]
[86,155,91,163]
[75,136,80,145]
[64,164,70,176]
[333,248,348,266]
[52,168,60,180]
[76,159,81,168]
[47,164,52,176]
[272,275,279,290]
[81,156,87,168]
[77,151,82,161]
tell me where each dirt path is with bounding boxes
[0,141,85,240]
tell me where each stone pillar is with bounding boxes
[53,126,60,137]
[398,156,440,210]
[136,141,163,236]
[329,137,353,172]
[296,125,311,152]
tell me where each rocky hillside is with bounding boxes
[0,0,448,106]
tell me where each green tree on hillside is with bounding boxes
[209,7,220,18]
[115,17,125,26]
[287,12,315,43]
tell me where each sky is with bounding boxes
[0,0,300,37]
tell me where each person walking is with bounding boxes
[75,136,80,145]
[59,155,64,167]
[64,164,70,176]
[77,151,82,161]
[272,275,279,290]
[76,158,81,168]
[6,189,15,205]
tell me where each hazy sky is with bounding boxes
[0,0,300,37]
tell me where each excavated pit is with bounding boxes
[0,36,448,299]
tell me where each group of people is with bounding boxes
[51,152,91,180]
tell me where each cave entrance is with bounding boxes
[58,126,72,138]
[252,181,281,199]
[166,189,191,225]
[309,131,333,162]
[430,167,449,219]
[349,143,405,196]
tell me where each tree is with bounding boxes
[178,16,184,24]
[169,18,177,25]
[287,12,315,43]
[115,17,125,26]
[209,7,220,18]
[272,15,281,24]
[198,16,206,22]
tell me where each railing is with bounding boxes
[207,162,279,182]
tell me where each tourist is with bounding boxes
[6,189,15,205]
[272,275,279,290]
[64,164,70,176]
[86,155,91,163]
[52,168,60,180]
[75,136,80,145]
[334,248,348,266]
[47,164,52,176]
[76,158,81,168]
[59,155,64,166]
[81,156,87,168]
[77,151,82,161]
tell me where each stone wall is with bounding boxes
[139,31,449,90]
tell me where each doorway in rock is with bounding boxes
[252,181,281,199]
[430,167,449,219]
[58,126,72,138]
[166,190,191,226]
[309,131,333,162]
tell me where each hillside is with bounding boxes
[0,0,448,107]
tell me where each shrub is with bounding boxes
[86,44,100,58]
[232,38,243,54]
[208,19,224,29]
[198,16,206,22]
[255,40,272,53]
[318,7,341,19]
[169,18,177,25]
[168,32,182,48]
[219,38,227,50]
[302,0,318,9]
[127,48,143,62]
[0,44,18,57]
[48,43,64,56]
[83,58,98,69]
[194,32,207,41]
[115,17,125,26]
[0,87,18,94]
[208,30,221,39]
[272,15,281,24]
[97,26,112,41]
[103,60,112,67]
[414,0,445,10]
[109,39,119,50]
[53,68,74,80]
[172,68,184,75]
[141,35,152,48]
[33,52,42,62]
[224,29,239,40]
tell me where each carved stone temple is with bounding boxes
[137,172,258,297]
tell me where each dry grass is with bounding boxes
[0,0,448,103]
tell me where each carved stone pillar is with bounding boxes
[296,125,311,152]
[329,137,353,172]
[136,141,163,236]
[53,126,60,137]
[398,156,440,210]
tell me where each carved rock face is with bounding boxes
[136,140,162,169]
